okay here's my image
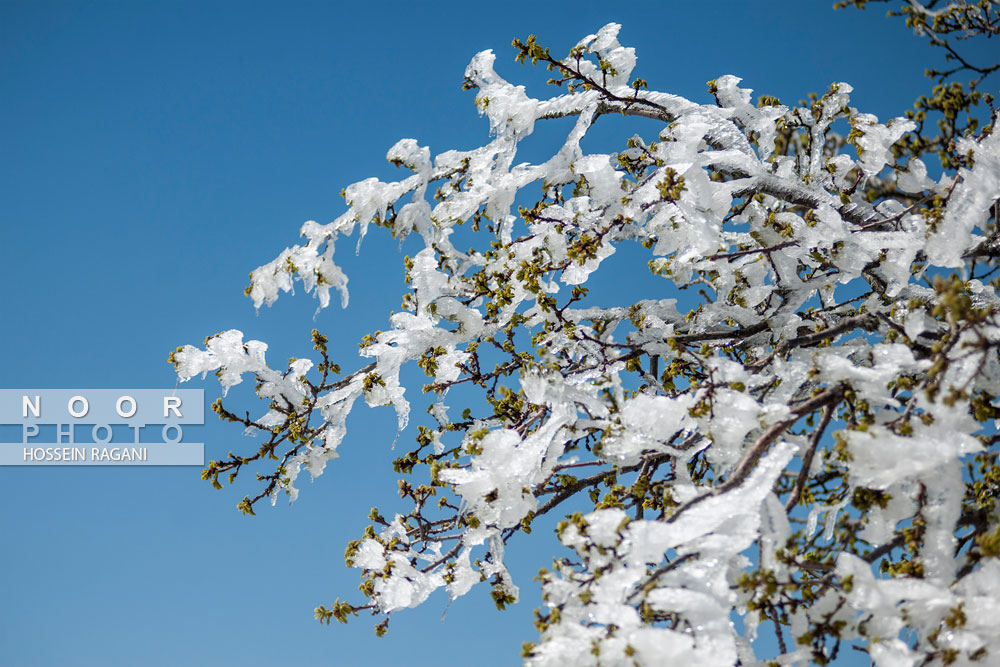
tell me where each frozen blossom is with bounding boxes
[174,21,1000,667]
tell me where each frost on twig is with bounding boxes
[174,17,1000,667]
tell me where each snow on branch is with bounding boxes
[175,17,1000,667]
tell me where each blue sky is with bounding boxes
[0,1,985,665]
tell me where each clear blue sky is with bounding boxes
[0,1,983,665]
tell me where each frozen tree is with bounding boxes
[171,3,1000,665]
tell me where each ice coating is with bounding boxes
[173,21,1000,667]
